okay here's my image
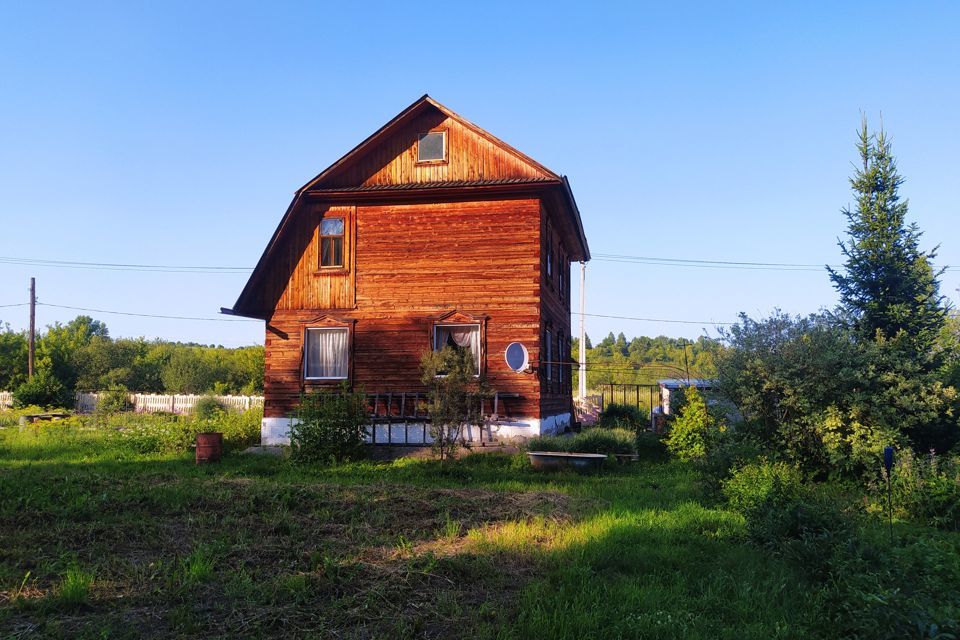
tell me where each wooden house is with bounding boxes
[224,96,590,445]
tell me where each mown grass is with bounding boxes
[0,418,957,638]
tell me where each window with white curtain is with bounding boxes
[433,324,481,375]
[304,328,349,379]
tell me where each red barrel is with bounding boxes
[195,432,223,464]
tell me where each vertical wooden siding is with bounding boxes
[320,109,551,188]
[254,205,356,312]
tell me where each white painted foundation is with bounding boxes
[261,412,572,446]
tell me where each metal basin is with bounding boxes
[527,451,608,472]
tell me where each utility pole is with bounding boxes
[578,262,587,400]
[680,339,691,384]
[28,277,36,378]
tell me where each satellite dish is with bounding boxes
[505,342,529,372]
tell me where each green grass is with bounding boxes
[0,416,957,638]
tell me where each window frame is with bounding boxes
[416,130,448,164]
[432,322,482,377]
[545,328,554,384]
[303,326,350,381]
[319,215,346,270]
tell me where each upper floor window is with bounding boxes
[320,217,345,268]
[433,323,481,376]
[418,131,446,162]
[304,327,349,380]
[559,255,566,299]
[545,328,553,383]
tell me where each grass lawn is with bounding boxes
[0,422,956,639]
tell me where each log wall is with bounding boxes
[263,197,546,419]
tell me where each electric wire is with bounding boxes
[36,303,258,322]
[0,256,251,274]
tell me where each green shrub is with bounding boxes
[665,387,723,461]
[95,386,133,415]
[192,395,226,420]
[697,430,762,497]
[12,370,72,409]
[635,431,668,461]
[527,428,637,456]
[871,449,960,531]
[723,460,853,570]
[420,348,490,461]
[108,408,261,454]
[598,403,644,429]
[723,459,805,515]
[291,384,368,463]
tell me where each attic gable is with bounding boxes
[303,96,559,191]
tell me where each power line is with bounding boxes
[0,302,30,308]
[593,253,955,272]
[582,312,733,325]
[0,256,251,274]
[37,303,258,322]
[3,252,953,274]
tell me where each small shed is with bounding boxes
[657,378,716,416]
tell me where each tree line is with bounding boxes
[0,316,264,407]
[571,333,722,390]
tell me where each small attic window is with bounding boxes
[417,131,446,162]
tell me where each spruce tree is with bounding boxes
[828,119,946,357]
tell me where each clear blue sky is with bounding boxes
[1,1,958,347]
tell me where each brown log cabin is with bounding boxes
[225,95,589,445]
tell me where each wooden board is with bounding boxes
[262,197,546,420]
[319,108,552,189]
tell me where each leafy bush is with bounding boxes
[723,459,855,576]
[697,430,762,497]
[420,348,491,461]
[665,387,724,461]
[109,408,261,454]
[527,428,637,455]
[12,369,72,409]
[870,448,960,531]
[95,386,133,415]
[716,310,960,476]
[635,431,668,461]
[597,403,644,429]
[290,384,368,464]
[193,395,226,420]
[723,459,806,516]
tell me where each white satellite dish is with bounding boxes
[504,342,529,372]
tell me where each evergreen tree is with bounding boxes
[828,120,946,357]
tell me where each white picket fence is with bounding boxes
[0,391,12,408]
[74,392,263,414]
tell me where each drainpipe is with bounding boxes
[578,261,587,400]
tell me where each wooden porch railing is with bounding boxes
[364,391,520,446]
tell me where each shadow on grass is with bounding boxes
[1,428,809,639]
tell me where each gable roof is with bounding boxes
[299,94,560,191]
[226,95,589,318]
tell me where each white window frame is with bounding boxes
[303,327,349,380]
[417,131,447,163]
[433,323,481,376]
